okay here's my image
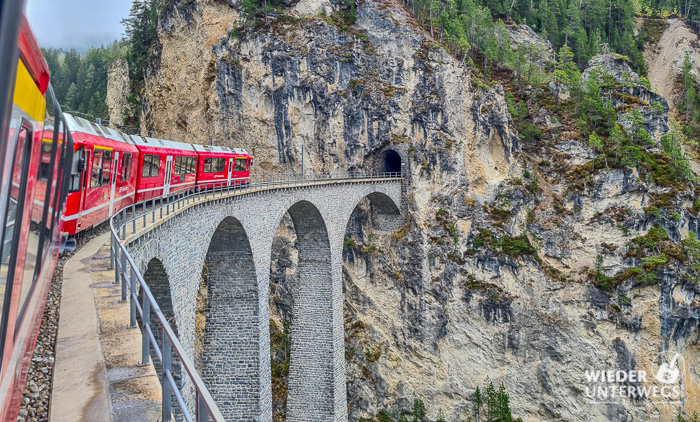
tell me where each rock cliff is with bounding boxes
[123,0,700,420]
[106,57,130,127]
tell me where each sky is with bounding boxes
[26,0,133,52]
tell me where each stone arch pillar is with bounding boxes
[282,200,340,422]
[140,258,181,383]
[201,216,260,421]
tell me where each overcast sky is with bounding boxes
[26,0,133,52]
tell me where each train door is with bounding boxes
[108,151,119,216]
[227,158,234,186]
[163,155,173,196]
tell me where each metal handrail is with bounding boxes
[108,171,402,421]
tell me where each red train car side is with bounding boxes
[130,136,198,202]
[193,144,251,189]
[62,114,139,235]
[0,14,74,421]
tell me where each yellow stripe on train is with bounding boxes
[13,59,46,122]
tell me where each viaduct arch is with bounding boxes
[128,180,403,421]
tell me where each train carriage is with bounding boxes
[62,114,139,236]
[0,13,74,421]
[130,135,198,202]
[0,8,256,417]
[193,144,251,190]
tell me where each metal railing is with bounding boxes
[108,171,401,421]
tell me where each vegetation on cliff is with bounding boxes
[121,0,161,127]
[42,43,125,119]
[678,53,700,143]
[404,0,645,71]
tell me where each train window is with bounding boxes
[175,156,183,177]
[0,122,38,347]
[142,154,160,178]
[38,142,52,181]
[187,157,196,174]
[91,149,103,188]
[69,147,85,192]
[102,150,112,185]
[203,157,212,173]
[235,158,247,172]
[216,158,226,172]
[120,153,132,182]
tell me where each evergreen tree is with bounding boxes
[122,0,160,127]
[42,42,125,121]
[473,386,483,422]
[410,397,427,422]
[485,382,497,422]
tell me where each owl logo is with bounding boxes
[655,353,681,385]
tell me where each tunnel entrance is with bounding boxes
[383,150,402,174]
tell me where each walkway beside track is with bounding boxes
[50,233,160,422]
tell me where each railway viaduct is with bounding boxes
[123,176,404,422]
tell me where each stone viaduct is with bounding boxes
[125,177,404,422]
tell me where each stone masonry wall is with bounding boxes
[203,216,259,421]
[127,181,402,421]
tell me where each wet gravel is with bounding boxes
[17,223,110,422]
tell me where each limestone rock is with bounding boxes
[106,58,130,127]
[129,0,700,420]
[506,23,555,66]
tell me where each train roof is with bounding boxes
[129,135,198,154]
[19,16,50,94]
[191,144,249,156]
[64,113,134,145]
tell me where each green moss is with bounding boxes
[472,229,497,248]
[501,235,536,257]
[364,346,381,363]
[633,225,668,249]
[348,78,362,90]
[518,123,542,142]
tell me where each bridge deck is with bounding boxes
[120,177,400,245]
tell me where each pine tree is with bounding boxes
[473,386,483,422]
[65,83,78,111]
[485,382,497,422]
[496,383,514,422]
[410,397,426,422]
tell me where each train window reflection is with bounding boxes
[141,154,160,178]
[120,153,132,182]
[0,123,36,342]
[101,150,112,185]
[215,158,225,172]
[91,149,103,188]
[69,147,84,192]
[38,142,52,181]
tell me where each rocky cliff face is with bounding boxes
[130,0,700,420]
[106,58,130,127]
[641,17,700,108]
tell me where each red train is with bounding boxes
[62,114,252,235]
[0,8,252,420]
[0,13,74,421]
